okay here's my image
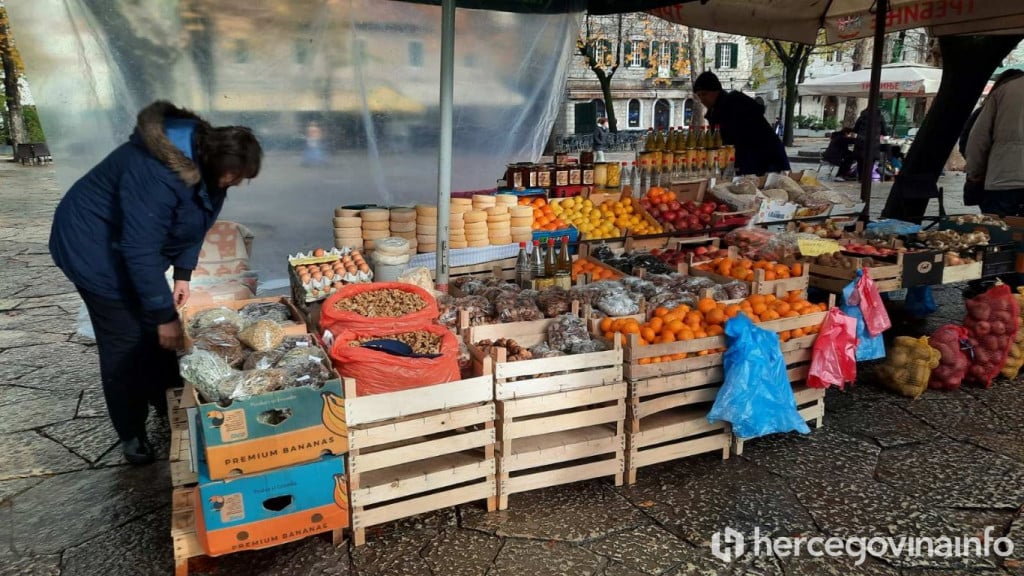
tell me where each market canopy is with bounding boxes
[649,0,1024,45]
[799,63,943,98]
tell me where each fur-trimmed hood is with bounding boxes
[135,101,211,186]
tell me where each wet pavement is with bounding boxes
[0,161,1021,575]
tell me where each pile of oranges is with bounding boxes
[644,186,678,205]
[695,257,804,282]
[599,291,826,364]
[572,259,621,282]
[519,197,568,232]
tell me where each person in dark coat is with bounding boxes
[693,71,790,175]
[823,126,857,179]
[49,101,262,464]
[592,117,610,162]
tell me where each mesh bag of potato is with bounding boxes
[878,336,941,399]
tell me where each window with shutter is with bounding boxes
[593,42,605,66]
[669,42,680,77]
[729,43,738,69]
[650,40,660,73]
[630,41,643,67]
[717,43,733,69]
[658,42,672,78]
[714,43,723,69]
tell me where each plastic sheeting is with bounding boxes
[7,1,579,283]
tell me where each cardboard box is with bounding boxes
[900,250,945,287]
[194,455,348,556]
[190,340,348,479]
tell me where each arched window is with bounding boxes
[683,99,694,125]
[593,99,606,119]
[628,99,641,128]
[654,99,671,131]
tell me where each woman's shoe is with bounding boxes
[122,435,155,465]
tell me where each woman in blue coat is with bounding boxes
[50,101,262,464]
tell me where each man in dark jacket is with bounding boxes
[693,71,790,175]
[592,117,610,162]
[50,101,262,464]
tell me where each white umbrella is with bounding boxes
[650,0,1024,45]
[799,63,943,98]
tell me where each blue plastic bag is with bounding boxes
[843,271,886,361]
[864,219,922,239]
[707,314,811,440]
[904,286,937,318]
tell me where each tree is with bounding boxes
[758,40,815,146]
[577,13,625,132]
[842,39,869,127]
[881,35,1024,222]
[0,6,26,145]
[687,27,705,127]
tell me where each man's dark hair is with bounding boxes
[693,71,723,93]
[196,125,263,182]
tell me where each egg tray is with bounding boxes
[289,258,373,304]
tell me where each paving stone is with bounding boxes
[423,527,502,576]
[77,387,108,418]
[602,560,650,576]
[777,549,904,575]
[41,417,118,463]
[963,382,1024,431]
[15,353,100,392]
[0,384,46,407]
[0,362,39,385]
[0,299,21,311]
[0,554,61,576]
[906,395,1024,463]
[876,439,1024,510]
[12,280,77,298]
[10,254,58,268]
[461,480,647,543]
[0,306,77,335]
[620,457,816,548]
[16,293,83,312]
[187,533,352,576]
[490,538,606,576]
[95,409,172,466]
[740,427,880,480]
[0,431,88,480]
[350,527,434,576]
[0,342,90,368]
[0,330,65,349]
[826,401,940,448]
[0,477,43,505]
[586,524,691,575]
[59,506,173,576]
[6,464,170,554]
[0,390,78,434]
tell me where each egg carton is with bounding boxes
[289,249,374,303]
[287,247,352,267]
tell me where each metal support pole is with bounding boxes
[435,0,455,291]
[860,0,888,217]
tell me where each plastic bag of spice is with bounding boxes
[329,324,460,396]
[238,320,286,352]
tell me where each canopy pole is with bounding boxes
[860,0,888,217]
[435,0,456,292]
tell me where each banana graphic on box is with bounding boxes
[333,473,349,510]
[320,391,347,437]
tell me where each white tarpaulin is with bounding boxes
[799,63,943,98]
[650,0,1024,45]
[6,0,578,284]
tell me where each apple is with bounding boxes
[669,201,682,211]
[698,213,712,224]
[717,204,730,212]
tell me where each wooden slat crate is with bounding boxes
[941,260,983,284]
[496,382,626,510]
[343,372,497,547]
[167,387,197,488]
[809,255,903,294]
[690,262,811,297]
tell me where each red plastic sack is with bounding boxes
[329,324,460,396]
[320,282,439,336]
[807,308,858,390]
[963,283,1019,388]
[850,271,891,337]
[928,325,971,391]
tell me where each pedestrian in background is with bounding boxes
[49,101,263,464]
[693,71,790,175]
[592,117,609,162]
[967,71,1024,215]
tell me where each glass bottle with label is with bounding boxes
[544,238,558,278]
[557,236,572,278]
[713,125,723,149]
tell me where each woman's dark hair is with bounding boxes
[196,125,263,182]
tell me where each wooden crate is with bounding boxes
[466,318,624,400]
[170,486,343,576]
[809,255,903,294]
[343,373,497,546]
[167,387,197,488]
[668,178,710,203]
[496,382,626,510]
[689,261,811,297]
[731,368,826,457]
[941,260,983,284]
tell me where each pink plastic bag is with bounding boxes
[807,308,858,389]
[849,271,891,337]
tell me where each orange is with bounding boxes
[753,303,768,316]
[773,302,791,315]
[694,329,708,338]
[599,317,614,333]
[725,304,742,318]
[792,328,806,338]
[748,294,766,307]
[684,311,703,325]
[660,331,677,343]
[666,319,685,334]
[622,319,641,334]
[673,304,692,315]
[648,317,664,334]
[707,324,724,336]
[677,327,695,340]
[791,263,803,276]
[639,357,652,365]
[697,298,717,314]
[603,331,615,341]
[654,307,669,318]
[662,313,681,326]
[763,271,777,281]
[611,319,626,332]
[705,309,726,325]
[640,327,656,342]
[779,330,792,343]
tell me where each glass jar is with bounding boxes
[593,162,609,187]
[554,165,569,187]
[569,166,582,186]
[605,162,621,188]
[582,164,595,186]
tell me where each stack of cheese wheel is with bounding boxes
[509,204,534,245]
[389,208,418,256]
[360,208,390,252]
[463,209,489,248]
[449,198,470,249]
[416,204,438,253]
[472,194,496,212]
[486,206,512,246]
[332,207,363,250]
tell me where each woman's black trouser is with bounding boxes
[78,288,181,441]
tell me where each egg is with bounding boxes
[358,263,370,273]
[342,255,353,265]
[333,282,344,290]
[311,271,323,280]
[295,265,308,274]
[313,248,326,257]
[299,273,311,284]
[346,264,357,274]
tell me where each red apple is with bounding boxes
[669,201,682,211]
[717,204,730,212]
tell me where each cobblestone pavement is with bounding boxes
[0,162,1021,575]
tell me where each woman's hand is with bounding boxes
[158,319,184,350]
[173,280,190,307]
